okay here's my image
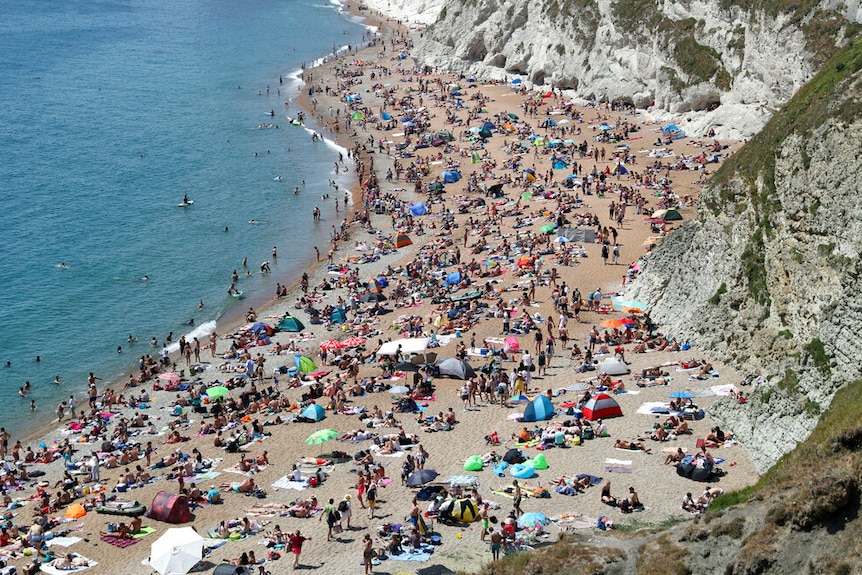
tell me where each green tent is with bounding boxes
[351,111,364,120]
[278,315,305,332]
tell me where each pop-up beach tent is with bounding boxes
[146,491,191,524]
[437,357,476,380]
[599,357,630,375]
[523,395,554,422]
[651,208,683,221]
[581,393,623,420]
[277,315,305,332]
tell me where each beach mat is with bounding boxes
[101,533,139,548]
[132,526,157,539]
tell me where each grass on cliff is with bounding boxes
[709,377,862,513]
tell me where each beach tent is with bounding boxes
[445,272,462,286]
[277,315,305,332]
[295,355,317,374]
[409,202,427,216]
[376,337,431,357]
[65,503,87,519]
[552,159,568,170]
[251,322,273,335]
[394,233,413,248]
[541,118,557,128]
[651,208,683,221]
[442,170,461,183]
[330,307,347,324]
[437,357,476,380]
[301,403,326,422]
[581,393,623,420]
[436,129,454,142]
[146,491,192,524]
[662,124,687,139]
[381,112,392,121]
[598,357,630,375]
[612,163,629,176]
[478,127,493,139]
[523,395,555,422]
[442,498,478,522]
[503,335,520,353]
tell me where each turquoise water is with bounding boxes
[0,0,368,437]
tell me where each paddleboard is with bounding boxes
[178,200,195,207]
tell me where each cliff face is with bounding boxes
[628,40,862,472]
[399,0,860,138]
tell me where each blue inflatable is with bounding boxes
[510,464,536,479]
[494,461,510,477]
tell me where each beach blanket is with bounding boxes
[711,384,738,396]
[555,515,596,531]
[100,534,139,548]
[388,545,434,562]
[41,555,98,575]
[189,471,221,481]
[132,526,157,539]
[441,475,478,486]
[576,474,603,486]
[604,466,633,474]
[46,536,83,548]
[605,458,632,465]
[271,476,306,491]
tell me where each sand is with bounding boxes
[1,6,755,575]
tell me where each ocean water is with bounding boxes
[0,0,368,438]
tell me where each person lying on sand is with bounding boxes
[614,439,652,453]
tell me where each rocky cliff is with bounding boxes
[372,0,861,139]
[628,38,862,473]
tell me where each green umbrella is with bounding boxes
[206,386,229,399]
[306,429,339,445]
[540,224,556,234]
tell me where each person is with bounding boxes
[613,439,652,453]
[479,502,491,542]
[289,529,309,568]
[665,447,686,466]
[600,481,616,505]
[512,479,523,517]
[366,480,377,519]
[338,494,352,529]
[362,533,374,575]
[490,527,503,561]
[207,485,221,503]
[320,498,338,541]
[681,492,699,513]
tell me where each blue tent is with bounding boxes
[330,307,346,324]
[663,124,687,140]
[445,272,462,286]
[251,322,268,334]
[381,112,391,121]
[612,164,629,175]
[375,277,389,288]
[523,395,554,422]
[301,403,326,422]
[278,315,305,332]
[481,121,496,131]
[553,159,568,170]
[541,118,557,128]
[442,170,461,183]
[410,202,427,216]
[511,78,522,84]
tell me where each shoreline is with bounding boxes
[1,4,759,575]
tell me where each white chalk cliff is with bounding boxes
[364,0,860,139]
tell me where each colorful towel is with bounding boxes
[132,526,157,539]
[100,534,138,548]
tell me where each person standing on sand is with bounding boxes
[512,480,523,517]
[289,529,310,568]
[362,533,374,575]
[320,498,337,541]
[490,527,503,561]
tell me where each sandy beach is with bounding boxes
[0,6,756,575]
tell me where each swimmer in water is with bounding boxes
[58,262,69,269]
[224,227,230,232]
[187,319,195,326]
[249,219,260,225]
[275,176,282,181]
[142,275,149,281]
[199,300,205,310]
[54,376,61,385]
[35,356,41,362]
[128,334,137,343]
[182,194,190,204]
[117,346,122,354]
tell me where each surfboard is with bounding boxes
[178,200,195,207]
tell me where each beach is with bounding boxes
[0,5,757,575]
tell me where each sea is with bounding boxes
[0,0,370,439]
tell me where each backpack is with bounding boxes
[338,500,349,513]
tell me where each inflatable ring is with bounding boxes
[510,464,535,479]
[464,455,483,472]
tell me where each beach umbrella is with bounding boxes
[517,512,548,529]
[389,385,410,394]
[539,224,556,234]
[206,386,229,400]
[600,318,628,329]
[511,78,522,84]
[669,390,695,399]
[343,336,367,347]
[406,469,439,487]
[559,119,570,124]
[306,429,339,445]
[319,339,347,351]
[301,403,326,422]
[159,373,181,384]
[149,526,203,575]
[553,236,569,243]
[295,354,317,374]
[622,306,643,314]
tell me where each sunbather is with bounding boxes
[614,439,652,453]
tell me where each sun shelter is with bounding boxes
[330,307,347,324]
[651,208,683,221]
[581,393,623,420]
[409,202,427,216]
[523,395,555,422]
[437,357,476,380]
[376,337,430,358]
[442,498,478,522]
[65,502,87,519]
[301,403,326,422]
[277,315,305,332]
[146,491,192,524]
[442,170,461,183]
[599,357,630,375]
[394,233,413,248]
[295,354,317,374]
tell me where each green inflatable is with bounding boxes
[530,453,549,470]
[464,455,483,472]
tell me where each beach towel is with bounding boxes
[575,473,603,486]
[605,458,632,465]
[441,475,478,486]
[604,466,633,474]
[271,476,306,491]
[40,555,98,575]
[132,526,157,539]
[388,545,434,562]
[100,534,139,548]
[46,536,83,548]
[636,402,670,415]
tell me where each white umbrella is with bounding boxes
[150,526,204,575]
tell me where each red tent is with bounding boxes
[146,491,192,524]
[581,393,623,420]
